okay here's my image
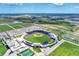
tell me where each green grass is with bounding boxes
[24,33,54,44]
[0,23,33,32]
[0,23,23,32]
[0,42,8,56]
[49,42,79,56]
[10,23,23,29]
[0,25,12,32]
[33,47,41,53]
[10,23,33,29]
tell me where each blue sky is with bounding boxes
[0,3,79,13]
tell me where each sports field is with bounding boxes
[0,41,8,56]
[24,33,54,44]
[49,42,79,56]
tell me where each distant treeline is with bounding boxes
[0,16,73,26]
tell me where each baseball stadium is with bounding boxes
[23,30,57,48]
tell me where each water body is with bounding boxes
[0,13,79,17]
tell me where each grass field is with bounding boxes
[9,23,33,29]
[0,23,33,32]
[0,25,12,32]
[0,42,8,56]
[24,33,54,44]
[10,23,23,29]
[49,42,79,56]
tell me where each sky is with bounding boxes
[0,3,79,14]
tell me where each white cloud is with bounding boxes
[15,3,23,5]
[53,3,64,6]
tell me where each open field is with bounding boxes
[10,23,23,29]
[49,42,79,56]
[9,23,33,29]
[0,41,8,56]
[0,23,33,32]
[0,25,12,32]
[24,33,54,44]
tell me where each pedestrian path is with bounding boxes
[4,49,11,56]
[47,39,64,55]
[65,40,79,46]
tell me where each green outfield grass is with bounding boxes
[0,42,8,56]
[49,42,79,56]
[24,33,54,44]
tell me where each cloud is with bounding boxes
[15,3,23,5]
[53,3,64,6]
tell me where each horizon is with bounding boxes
[1,13,79,14]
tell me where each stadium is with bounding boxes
[23,30,58,48]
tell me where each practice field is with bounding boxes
[24,33,54,44]
[49,42,79,56]
[0,41,8,56]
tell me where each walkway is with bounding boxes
[4,49,11,56]
[30,47,39,56]
[47,39,64,55]
[65,40,79,46]
[7,24,16,30]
